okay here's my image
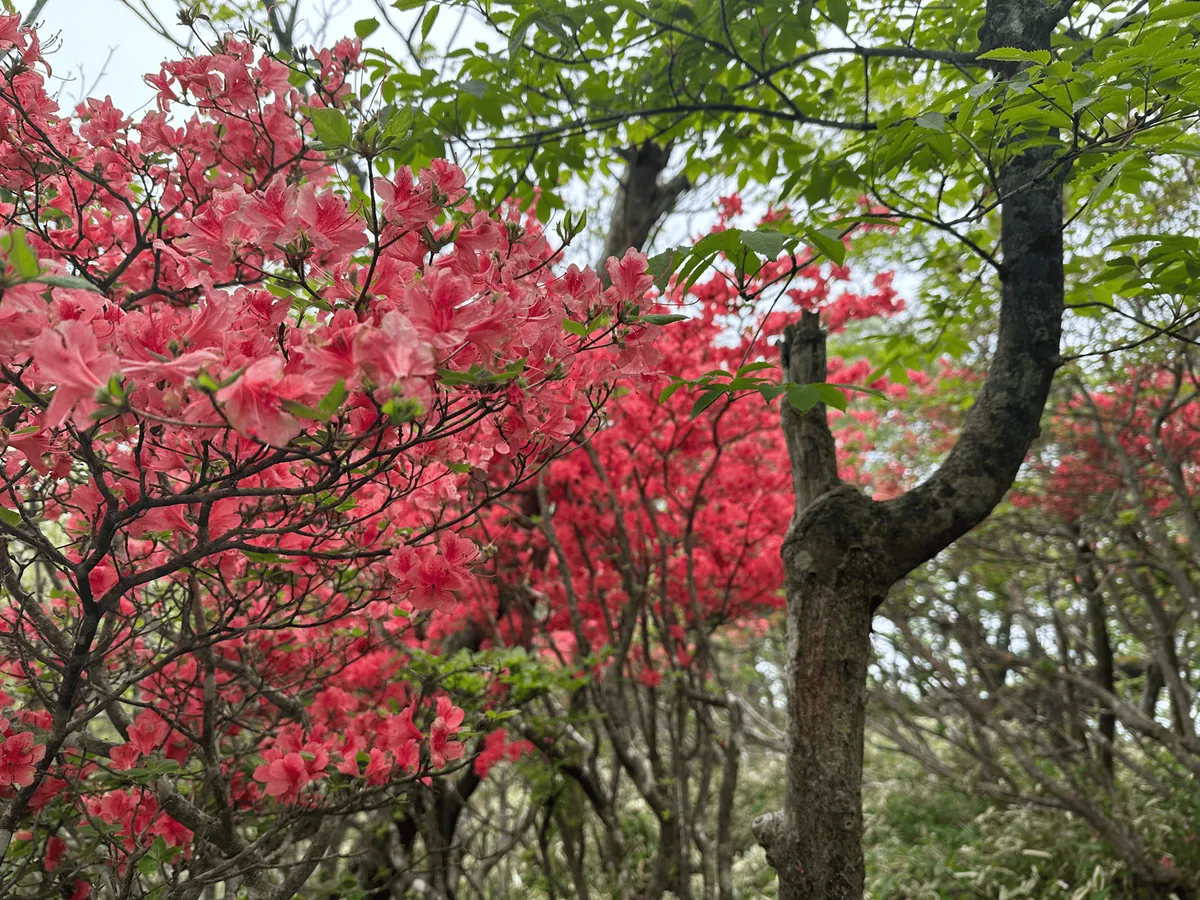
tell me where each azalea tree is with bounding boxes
[0,16,670,897]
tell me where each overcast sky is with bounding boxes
[33,1,465,114]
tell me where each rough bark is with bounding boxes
[755,2,1068,896]
[752,315,889,900]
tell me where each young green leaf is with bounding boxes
[317,380,349,418]
[310,107,353,149]
[977,47,1050,65]
[736,361,777,376]
[280,399,325,421]
[2,228,40,280]
[639,313,688,326]
[804,228,846,266]
[785,383,822,413]
[690,386,727,418]
[34,273,100,292]
[659,381,686,404]
[421,5,440,39]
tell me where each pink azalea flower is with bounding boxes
[354,311,435,392]
[108,743,142,771]
[216,356,305,446]
[253,751,311,804]
[605,247,653,304]
[32,320,121,428]
[127,710,170,757]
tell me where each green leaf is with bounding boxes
[785,383,822,413]
[317,380,348,419]
[241,550,283,564]
[194,366,244,393]
[563,318,589,337]
[740,229,790,259]
[977,47,1051,65]
[758,384,787,404]
[679,253,719,292]
[508,12,540,54]
[692,229,746,256]
[438,369,477,387]
[639,313,688,325]
[137,852,160,877]
[2,228,39,280]
[0,508,23,528]
[33,273,100,292]
[659,381,685,404]
[354,17,380,38]
[421,5,440,39]
[736,361,777,376]
[825,0,849,30]
[804,228,847,265]
[647,249,679,291]
[828,382,891,401]
[816,383,848,411]
[280,399,324,420]
[915,111,945,132]
[382,105,416,145]
[690,386,727,418]
[310,107,353,149]
[838,215,901,228]
[1148,1,1200,21]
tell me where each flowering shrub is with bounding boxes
[423,195,920,718]
[0,17,662,895]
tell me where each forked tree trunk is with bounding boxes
[755,2,1070,897]
[753,316,891,900]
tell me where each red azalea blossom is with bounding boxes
[0,732,46,788]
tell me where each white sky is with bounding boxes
[32,0,473,114]
[26,0,915,307]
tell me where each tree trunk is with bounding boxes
[756,2,1068,896]
[598,140,689,272]
[753,313,890,900]
[1076,534,1116,780]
